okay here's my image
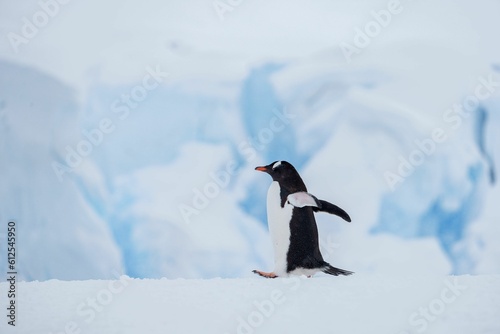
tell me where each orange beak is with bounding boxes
[255,166,268,172]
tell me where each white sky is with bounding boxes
[0,0,499,89]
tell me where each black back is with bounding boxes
[287,204,325,272]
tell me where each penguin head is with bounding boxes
[255,161,307,191]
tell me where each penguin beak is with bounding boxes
[255,166,269,173]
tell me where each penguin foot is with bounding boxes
[252,270,278,278]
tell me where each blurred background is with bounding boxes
[0,0,499,281]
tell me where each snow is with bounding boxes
[1,275,499,334]
[1,1,498,331]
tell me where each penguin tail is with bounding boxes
[322,264,353,276]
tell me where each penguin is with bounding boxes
[253,160,353,278]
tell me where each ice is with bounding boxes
[108,142,271,278]
[0,62,123,280]
[0,1,499,281]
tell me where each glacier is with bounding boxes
[0,0,499,281]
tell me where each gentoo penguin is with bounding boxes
[253,160,353,278]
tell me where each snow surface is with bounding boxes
[0,0,500,281]
[1,275,499,334]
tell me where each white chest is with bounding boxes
[266,181,294,275]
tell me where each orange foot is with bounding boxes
[252,270,278,278]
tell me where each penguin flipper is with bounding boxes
[322,264,353,276]
[313,199,351,222]
[287,192,351,222]
[287,192,320,208]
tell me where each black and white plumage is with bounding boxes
[253,160,353,278]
